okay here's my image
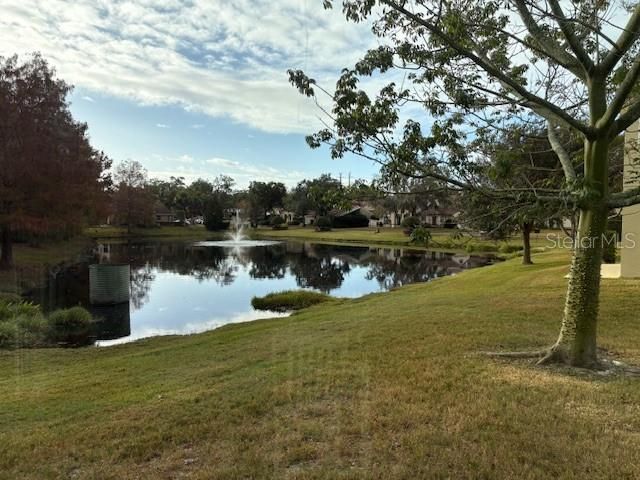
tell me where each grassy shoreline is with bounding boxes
[85,225,214,240]
[2,249,640,478]
[254,225,558,256]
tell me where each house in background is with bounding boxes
[383,199,458,228]
[303,211,318,226]
[331,206,374,227]
[154,202,183,226]
[419,200,458,227]
[268,207,295,223]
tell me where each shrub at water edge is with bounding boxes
[252,290,332,312]
[48,306,95,347]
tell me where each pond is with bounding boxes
[27,239,497,345]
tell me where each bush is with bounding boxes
[316,216,332,231]
[602,230,617,264]
[47,306,94,347]
[252,290,332,312]
[0,321,19,349]
[401,216,420,235]
[333,213,369,228]
[0,292,21,304]
[498,243,523,254]
[465,242,499,253]
[0,300,48,348]
[410,226,432,247]
[270,215,285,227]
[0,300,41,322]
[401,216,420,229]
[270,216,287,229]
[15,313,49,347]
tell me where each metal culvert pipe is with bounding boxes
[89,264,130,305]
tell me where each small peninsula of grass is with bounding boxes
[252,290,333,312]
[2,249,640,478]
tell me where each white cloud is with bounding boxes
[190,124,205,129]
[156,123,170,128]
[0,0,377,134]
[177,155,194,163]
[82,95,95,102]
[149,154,307,188]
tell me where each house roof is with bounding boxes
[154,201,174,215]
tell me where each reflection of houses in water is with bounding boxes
[94,243,112,263]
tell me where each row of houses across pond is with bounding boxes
[113,199,459,229]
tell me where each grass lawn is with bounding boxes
[0,237,94,296]
[85,225,214,240]
[2,249,640,479]
[255,226,557,254]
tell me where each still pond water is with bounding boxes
[28,240,496,345]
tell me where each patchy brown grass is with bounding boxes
[1,249,640,479]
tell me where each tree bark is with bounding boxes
[0,224,13,270]
[521,222,533,265]
[542,136,610,368]
[541,206,607,367]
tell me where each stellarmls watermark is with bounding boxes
[545,233,636,249]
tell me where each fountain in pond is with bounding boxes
[193,209,280,248]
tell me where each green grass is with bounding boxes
[85,225,213,239]
[11,236,91,267]
[252,290,334,312]
[1,237,94,296]
[255,226,558,255]
[1,249,640,478]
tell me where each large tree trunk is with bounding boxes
[0,224,13,270]
[521,222,533,265]
[541,206,607,367]
[542,136,610,368]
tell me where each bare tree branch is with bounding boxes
[547,0,595,73]
[509,0,585,79]
[598,4,640,74]
[379,0,594,136]
[610,98,640,137]
[547,120,576,181]
[599,53,640,130]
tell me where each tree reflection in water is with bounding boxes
[129,263,155,309]
[25,240,496,344]
[101,241,495,304]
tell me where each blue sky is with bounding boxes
[1,0,382,188]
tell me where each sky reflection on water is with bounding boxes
[29,240,496,345]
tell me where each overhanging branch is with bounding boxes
[598,4,640,74]
[547,120,576,182]
[547,0,594,73]
[610,98,640,137]
[509,0,585,80]
[380,0,593,136]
